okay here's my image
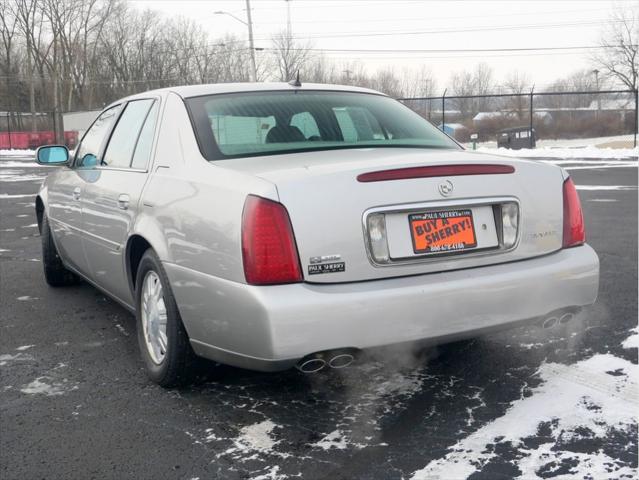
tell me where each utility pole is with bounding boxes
[215,4,258,82]
[285,0,292,41]
[592,69,601,116]
[343,69,352,83]
[245,0,258,82]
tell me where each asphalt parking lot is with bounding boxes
[1,153,637,480]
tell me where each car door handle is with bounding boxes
[72,187,81,200]
[117,194,130,210]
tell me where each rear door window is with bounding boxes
[103,99,155,168]
[131,101,159,170]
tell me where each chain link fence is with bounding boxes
[2,89,638,151]
[400,89,638,149]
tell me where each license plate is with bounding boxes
[409,209,477,254]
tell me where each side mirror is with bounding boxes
[36,145,69,165]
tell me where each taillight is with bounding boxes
[562,177,585,248]
[241,195,303,285]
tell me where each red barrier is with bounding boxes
[6,132,30,149]
[0,130,79,150]
[0,133,9,149]
[64,131,79,149]
[39,131,55,146]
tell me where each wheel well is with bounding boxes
[35,196,44,234]
[127,235,152,293]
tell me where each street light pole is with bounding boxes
[214,2,258,82]
[245,0,258,82]
[592,69,600,113]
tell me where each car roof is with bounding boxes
[122,82,386,103]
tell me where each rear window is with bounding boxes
[186,91,459,160]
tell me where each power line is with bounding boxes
[203,7,610,24]
[257,45,630,54]
[245,19,622,42]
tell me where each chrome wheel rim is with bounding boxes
[141,271,168,364]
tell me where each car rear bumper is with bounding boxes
[164,244,599,372]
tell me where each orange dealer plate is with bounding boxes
[409,209,477,254]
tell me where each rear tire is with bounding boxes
[41,213,78,287]
[135,249,196,387]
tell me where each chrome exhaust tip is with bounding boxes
[328,353,355,369]
[542,316,558,329]
[296,357,326,373]
[559,312,575,324]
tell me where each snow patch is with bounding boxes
[20,377,78,396]
[0,149,36,156]
[0,193,35,199]
[250,465,287,480]
[233,420,280,454]
[0,352,34,366]
[312,430,349,450]
[114,324,129,336]
[410,353,638,480]
[17,295,38,301]
[15,345,35,351]
[622,327,639,349]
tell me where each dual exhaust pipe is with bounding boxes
[296,349,357,373]
[542,310,577,329]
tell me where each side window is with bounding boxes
[131,101,159,170]
[290,112,320,139]
[75,106,120,167]
[102,99,155,168]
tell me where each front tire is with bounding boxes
[41,213,78,287]
[135,249,195,387]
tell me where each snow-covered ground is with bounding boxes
[471,134,636,150]
[411,328,639,480]
[476,145,638,159]
[0,149,36,157]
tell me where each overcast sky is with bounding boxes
[130,0,627,90]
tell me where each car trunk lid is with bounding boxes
[222,148,565,283]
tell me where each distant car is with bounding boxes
[34,83,599,387]
[498,126,536,149]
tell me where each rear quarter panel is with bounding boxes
[136,91,278,284]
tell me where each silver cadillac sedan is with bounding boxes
[35,83,599,386]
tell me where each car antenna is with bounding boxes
[289,71,302,87]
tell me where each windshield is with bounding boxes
[186,90,460,160]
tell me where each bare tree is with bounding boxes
[542,69,599,108]
[450,63,495,117]
[271,30,313,82]
[370,68,403,97]
[0,2,20,119]
[503,70,531,120]
[592,2,638,90]
[399,66,437,99]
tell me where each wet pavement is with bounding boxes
[1,153,637,480]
